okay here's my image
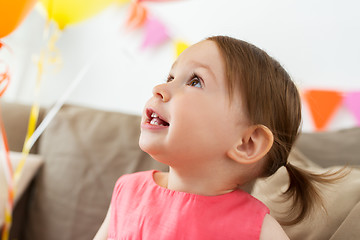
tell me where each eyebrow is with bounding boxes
[194,62,215,79]
[170,60,216,79]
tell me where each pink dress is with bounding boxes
[107,170,269,240]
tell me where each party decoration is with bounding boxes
[142,16,169,48]
[344,91,360,126]
[0,41,13,240]
[0,43,12,98]
[125,0,148,29]
[175,40,189,57]
[1,15,62,240]
[122,0,186,53]
[39,0,114,30]
[0,0,37,38]
[0,114,13,240]
[0,62,10,97]
[303,90,343,131]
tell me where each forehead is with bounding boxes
[172,40,225,78]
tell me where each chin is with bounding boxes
[139,139,171,165]
[139,137,159,156]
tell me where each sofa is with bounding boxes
[1,100,359,240]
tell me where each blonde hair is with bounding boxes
[207,35,344,225]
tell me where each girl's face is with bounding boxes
[139,40,250,170]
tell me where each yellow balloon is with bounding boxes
[40,0,115,30]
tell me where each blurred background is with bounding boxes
[1,0,359,132]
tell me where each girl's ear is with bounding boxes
[227,125,274,164]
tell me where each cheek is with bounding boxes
[170,99,236,149]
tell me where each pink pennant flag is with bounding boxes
[344,91,360,126]
[141,16,169,49]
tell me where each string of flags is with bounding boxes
[125,0,190,56]
[302,89,360,131]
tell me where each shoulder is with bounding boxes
[259,214,289,240]
[236,191,270,216]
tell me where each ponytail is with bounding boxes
[281,162,348,226]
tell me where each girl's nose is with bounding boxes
[152,83,170,102]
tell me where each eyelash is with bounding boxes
[166,75,174,83]
[166,73,203,88]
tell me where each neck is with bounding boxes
[166,167,239,196]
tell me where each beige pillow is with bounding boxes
[252,148,360,240]
[0,152,44,226]
[295,127,360,167]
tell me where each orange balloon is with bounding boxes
[0,0,38,38]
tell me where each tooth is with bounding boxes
[151,112,158,118]
[150,118,159,125]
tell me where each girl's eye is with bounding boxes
[187,75,202,88]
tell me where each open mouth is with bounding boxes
[146,109,170,127]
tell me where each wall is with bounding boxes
[1,0,360,132]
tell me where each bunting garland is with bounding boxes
[124,0,190,57]
[120,1,359,132]
[125,0,148,29]
[174,40,189,57]
[141,16,169,48]
[302,89,360,131]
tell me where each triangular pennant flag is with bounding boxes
[125,1,148,29]
[303,89,343,131]
[344,91,360,126]
[174,40,189,58]
[141,16,169,48]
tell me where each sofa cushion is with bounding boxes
[24,104,168,240]
[0,152,44,226]
[252,148,360,240]
[295,127,360,167]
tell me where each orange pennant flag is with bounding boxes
[303,89,343,131]
[126,1,148,29]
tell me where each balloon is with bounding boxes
[0,0,38,38]
[39,0,115,30]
